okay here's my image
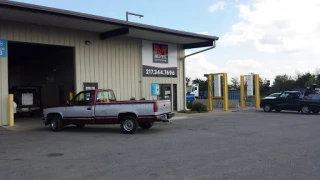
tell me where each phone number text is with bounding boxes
[145,69,175,76]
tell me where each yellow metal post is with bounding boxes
[208,74,213,111]
[8,94,14,127]
[240,75,245,108]
[223,73,229,111]
[255,74,260,109]
[69,92,74,100]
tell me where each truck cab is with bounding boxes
[186,83,199,98]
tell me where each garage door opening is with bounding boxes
[8,42,75,121]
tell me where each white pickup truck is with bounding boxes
[42,89,174,134]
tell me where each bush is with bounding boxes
[140,97,146,100]
[187,101,193,109]
[130,97,136,101]
[191,102,208,112]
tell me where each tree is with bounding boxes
[260,78,271,94]
[304,75,317,87]
[295,72,314,88]
[230,77,240,90]
[273,74,295,90]
[192,78,208,92]
[186,77,191,86]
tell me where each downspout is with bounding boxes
[180,40,217,110]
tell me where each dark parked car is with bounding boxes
[260,91,320,114]
[9,86,42,116]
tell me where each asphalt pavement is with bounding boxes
[1,110,320,180]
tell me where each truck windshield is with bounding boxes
[187,86,193,93]
[268,93,281,97]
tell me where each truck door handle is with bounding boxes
[87,107,92,110]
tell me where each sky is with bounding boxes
[13,0,320,84]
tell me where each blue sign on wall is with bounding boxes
[151,82,159,96]
[0,39,7,58]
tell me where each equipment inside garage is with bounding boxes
[8,42,75,117]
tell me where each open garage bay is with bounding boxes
[1,110,320,180]
[8,42,75,120]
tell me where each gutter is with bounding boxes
[180,40,217,110]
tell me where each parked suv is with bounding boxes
[9,86,42,116]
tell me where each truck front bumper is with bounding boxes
[156,112,175,122]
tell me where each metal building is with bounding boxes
[0,1,218,126]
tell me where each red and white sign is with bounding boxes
[142,40,177,78]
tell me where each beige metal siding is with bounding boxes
[0,21,185,125]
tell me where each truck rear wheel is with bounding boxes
[301,105,311,114]
[50,115,63,132]
[120,115,138,134]
[139,123,154,129]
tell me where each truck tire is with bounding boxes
[120,115,138,134]
[263,104,272,112]
[50,114,63,132]
[139,123,154,129]
[301,105,311,114]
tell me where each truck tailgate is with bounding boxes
[22,93,33,105]
[156,100,172,115]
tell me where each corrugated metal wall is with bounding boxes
[0,21,185,125]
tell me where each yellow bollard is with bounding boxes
[223,73,229,111]
[69,92,74,100]
[240,75,245,108]
[8,94,14,126]
[208,74,213,111]
[255,74,261,109]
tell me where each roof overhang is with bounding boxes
[0,1,219,49]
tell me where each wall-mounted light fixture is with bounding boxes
[85,40,91,45]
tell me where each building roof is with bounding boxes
[0,0,219,49]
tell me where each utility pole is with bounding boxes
[126,11,144,21]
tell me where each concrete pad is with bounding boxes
[2,116,44,132]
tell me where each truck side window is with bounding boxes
[291,93,300,99]
[73,91,92,105]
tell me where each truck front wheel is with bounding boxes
[139,123,154,129]
[263,104,272,112]
[50,115,63,132]
[121,115,138,134]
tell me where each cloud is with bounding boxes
[184,51,317,85]
[209,1,227,12]
[185,50,218,81]
[220,0,320,55]
[185,51,277,84]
